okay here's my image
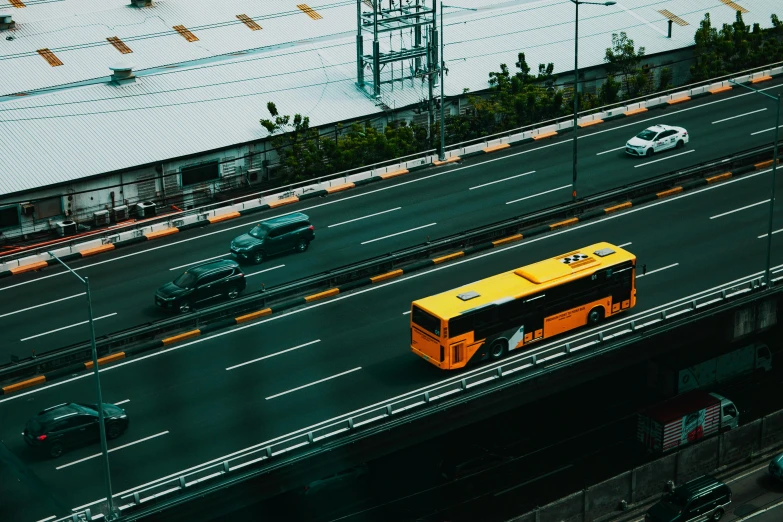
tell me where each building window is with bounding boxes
[33,197,62,219]
[181,161,219,186]
[0,205,20,228]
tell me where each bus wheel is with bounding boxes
[489,340,507,360]
[587,307,604,325]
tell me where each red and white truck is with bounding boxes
[637,390,739,454]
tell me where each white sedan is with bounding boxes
[625,124,689,157]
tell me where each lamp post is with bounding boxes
[571,0,616,202]
[728,80,780,288]
[438,3,477,161]
[48,252,116,520]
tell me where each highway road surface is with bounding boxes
[0,77,781,362]
[1,130,783,520]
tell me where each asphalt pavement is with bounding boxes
[0,77,781,361]
[1,139,783,520]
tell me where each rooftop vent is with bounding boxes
[0,13,15,31]
[130,0,153,7]
[109,61,137,86]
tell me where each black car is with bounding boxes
[645,475,731,522]
[156,259,246,313]
[230,212,315,264]
[24,402,129,458]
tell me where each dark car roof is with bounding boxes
[186,259,240,276]
[35,403,82,423]
[258,212,310,229]
[674,475,727,497]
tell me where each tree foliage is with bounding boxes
[258,17,781,183]
[604,32,649,98]
[691,12,783,81]
[260,103,428,183]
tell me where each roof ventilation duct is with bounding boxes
[109,61,137,86]
[0,13,15,31]
[130,0,153,7]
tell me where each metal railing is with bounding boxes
[4,62,781,267]
[445,61,783,151]
[2,141,778,382]
[53,265,783,522]
[0,148,436,265]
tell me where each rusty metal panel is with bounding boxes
[107,36,133,54]
[173,24,199,42]
[236,14,262,31]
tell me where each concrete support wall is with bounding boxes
[511,408,783,522]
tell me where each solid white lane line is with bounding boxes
[15,168,781,511]
[736,498,783,520]
[328,207,401,228]
[226,340,320,370]
[712,108,766,124]
[758,228,783,239]
[634,149,694,168]
[20,313,117,342]
[493,465,572,496]
[636,263,679,278]
[56,431,169,470]
[469,171,535,190]
[726,463,771,484]
[0,292,86,319]
[169,254,230,271]
[35,517,56,522]
[596,146,626,156]
[11,87,783,299]
[114,399,130,405]
[710,199,769,219]
[751,124,783,136]
[245,265,285,278]
[265,367,362,400]
[506,185,570,205]
[361,223,436,245]
[15,170,775,412]
[402,311,410,315]
[618,242,633,248]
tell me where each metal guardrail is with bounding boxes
[446,61,783,152]
[55,266,783,522]
[2,141,778,382]
[4,61,781,267]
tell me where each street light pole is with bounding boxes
[48,253,116,520]
[570,0,616,202]
[439,0,445,161]
[438,3,477,162]
[766,94,780,288]
[572,0,579,202]
[728,81,781,288]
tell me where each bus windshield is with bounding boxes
[411,306,441,337]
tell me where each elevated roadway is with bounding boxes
[0,78,781,362]
[1,138,783,520]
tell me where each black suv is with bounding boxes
[24,402,129,458]
[230,212,315,264]
[645,475,731,522]
[156,259,246,313]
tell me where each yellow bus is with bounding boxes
[410,242,636,370]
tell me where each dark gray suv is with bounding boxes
[230,212,315,264]
[155,259,246,313]
[645,475,731,522]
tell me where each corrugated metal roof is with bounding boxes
[0,43,380,195]
[0,0,358,96]
[0,0,780,196]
